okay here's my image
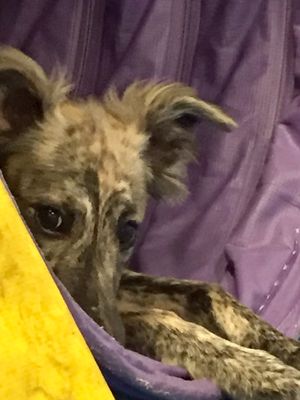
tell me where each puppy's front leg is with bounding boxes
[122,308,300,400]
[119,270,300,370]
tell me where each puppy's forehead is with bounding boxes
[31,99,147,201]
[36,101,146,167]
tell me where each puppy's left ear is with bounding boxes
[0,47,69,138]
[124,82,237,200]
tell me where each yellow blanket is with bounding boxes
[0,177,114,400]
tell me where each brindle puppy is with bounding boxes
[1,47,300,399]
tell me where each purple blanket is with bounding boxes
[1,1,300,399]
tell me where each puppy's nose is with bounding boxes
[102,308,125,344]
[96,299,125,345]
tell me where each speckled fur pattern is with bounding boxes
[1,46,300,399]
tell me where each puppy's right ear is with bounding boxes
[0,47,69,137]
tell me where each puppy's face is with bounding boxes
[0,47,235,343]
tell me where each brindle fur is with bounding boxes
[0,47,300,399]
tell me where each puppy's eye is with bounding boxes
[34,205,74,236]
[116,215,138,251]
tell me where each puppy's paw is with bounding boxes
[285,346,300,372]
[270,338,300,372]
[187,348,300,400]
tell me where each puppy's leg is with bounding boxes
[122,308,300,400]
[119,271,300,369]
